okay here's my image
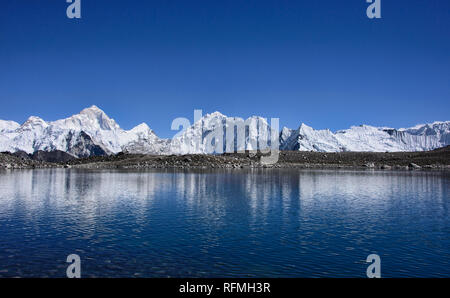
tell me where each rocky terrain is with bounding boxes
[0,151,61,169]
[53,146,450,170]
[1,146,449,171]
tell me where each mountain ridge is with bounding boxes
[0,106,449,157]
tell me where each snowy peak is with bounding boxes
[297,123,315,133]
[280,127,294,143]
[130,123,152,133]
[81,105,102,114]
[0,120,20,133]
[282,121,450,152]
[205,111,226,119]
[0,106,449,157]
[19,116,48,132]
[22,116,47,127]
[0,106,156,156]
[78,105,119,130]
[170,111,277,154]
[402,121,449,136]
[55,105,121,132]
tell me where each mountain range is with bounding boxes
[0,106,448,158]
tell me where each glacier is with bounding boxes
[280,122,450,152]
[0,105,448,157]
[168,112,276,155]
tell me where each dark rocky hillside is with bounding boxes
[1,146,449,170]
[31,150,77,163]
[66,146,450,170]
[0,152,59,169]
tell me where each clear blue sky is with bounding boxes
[1,0,449,138]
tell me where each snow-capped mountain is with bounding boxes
[169,112,276,155]
[0,120,20,133]
[280,121,450,152]
[0,106,163,157]
[0,105,448,157]
[121,123,170,155]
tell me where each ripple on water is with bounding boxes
[0,169,448,277]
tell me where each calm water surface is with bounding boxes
[0,169,449,277]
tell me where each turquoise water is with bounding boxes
[0,169,448,277]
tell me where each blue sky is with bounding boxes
[1,0,449,138]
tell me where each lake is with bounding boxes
[0,168,448,277]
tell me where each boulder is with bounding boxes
[408,163,421,169]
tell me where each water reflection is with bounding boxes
[0,169,448,277]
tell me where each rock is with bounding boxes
[408,163,421,169]
[381,165,391,170]
[364,162,375,168]
[32,150,77,163]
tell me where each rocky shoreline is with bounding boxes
[1,146,449,171]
